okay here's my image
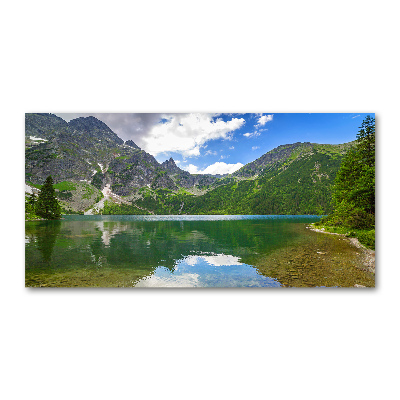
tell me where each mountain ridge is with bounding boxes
[25,113,353,214]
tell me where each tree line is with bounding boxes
[317,115,375,248]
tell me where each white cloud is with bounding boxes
[55,113,247,157]
[204,150,218,156]
[185,164,200,174]
[243,114,273,138]
[141,113,245,157]
[352,115,360,118]
[244,131,261,138]
[201,162,243,175]
[252,146,260,151]
[256,114,273,126]
[229,146,235,150]
[182,161,243,175]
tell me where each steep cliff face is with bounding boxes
[161,157,181,174]
[25,114,128,185]
[105,149,178,195]
[159,157,220,190]
[68,116,124,145]
[25,113,69,141]
[125,140,140,149]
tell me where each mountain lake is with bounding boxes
[25,215,375,288]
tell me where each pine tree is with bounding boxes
[35,176,62,219]
[356,115,375,169]
[328,115,375,228]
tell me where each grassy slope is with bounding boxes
[27,142,352,216]
[101,143,348,216]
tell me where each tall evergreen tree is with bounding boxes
[328,115,375,228]
[356,115,375,168]
[35,176,61,219]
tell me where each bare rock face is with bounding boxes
[25,113,69,141]
[105,150,179,195]
[68,116,124,145]
[161,157,181,173]
[125,140,140,149]
[25,114,125,185]
[160,157,221,190]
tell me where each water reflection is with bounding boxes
[135,253,281,287]
[183,254,242,267]
[93,221,130,246]
[25,221,61,264]
[25,215,374,287]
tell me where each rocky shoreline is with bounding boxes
[308,225,375,275]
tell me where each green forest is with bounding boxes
[101,148,345,216]
[314,116,375,249]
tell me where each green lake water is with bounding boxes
[25,215,375,288]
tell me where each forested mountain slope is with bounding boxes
[122,141,353,215]
[25,113,353,214]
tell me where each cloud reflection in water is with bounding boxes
[135,253,281,287]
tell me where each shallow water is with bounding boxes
[25,215,374,287]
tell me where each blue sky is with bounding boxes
[56,113,373,175]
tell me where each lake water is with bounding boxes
[25,215,375,288]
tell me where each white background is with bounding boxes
[1,1,398,399]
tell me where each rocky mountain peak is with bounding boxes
[68,116,123,145]
[25,113,69,140]
[161,157,181,173]
[68,116,111,132]
[125,140,140,149]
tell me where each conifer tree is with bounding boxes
[328,115,375,228]
[356,115,375,168]
[35,176,61,219]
